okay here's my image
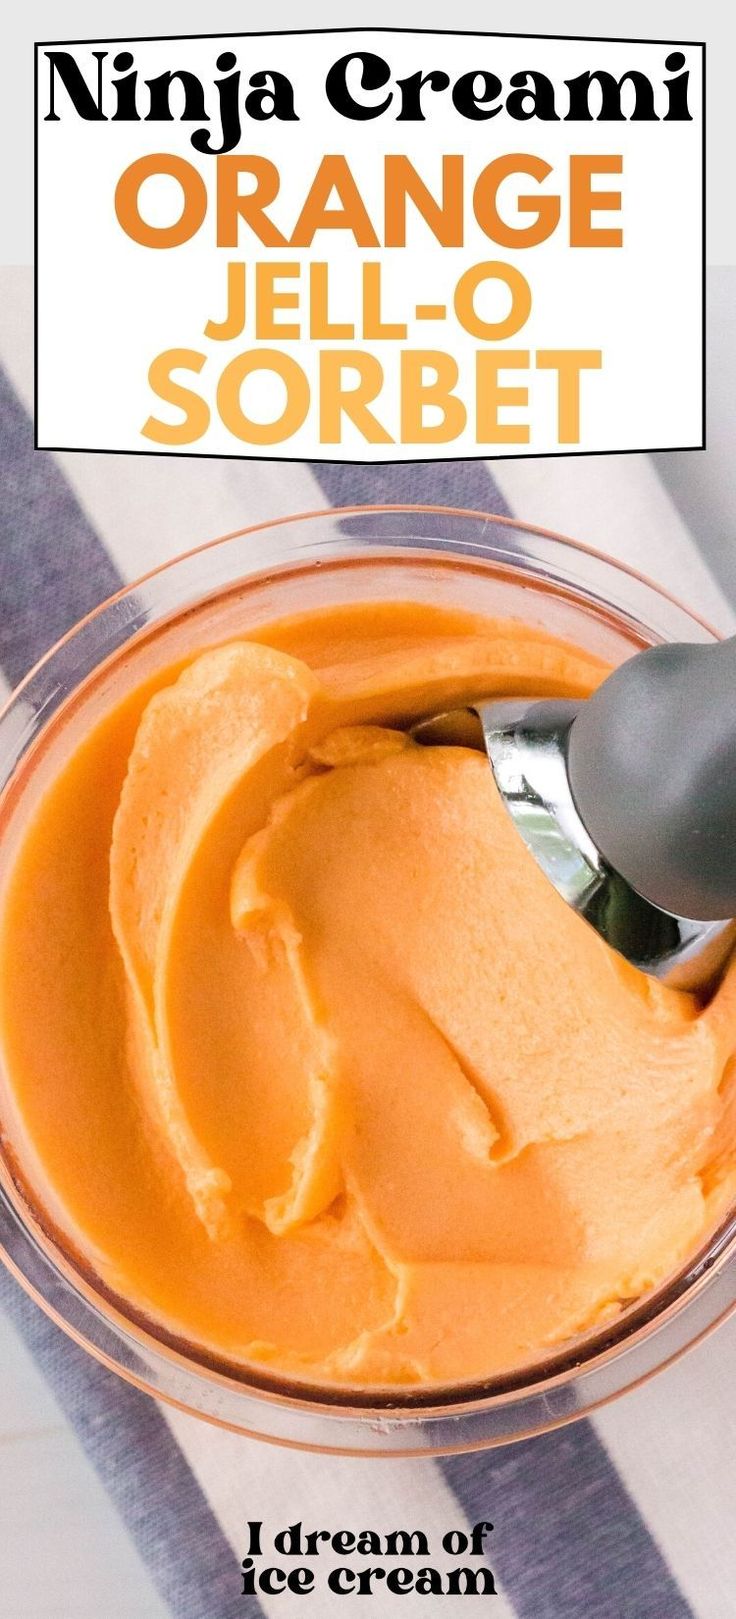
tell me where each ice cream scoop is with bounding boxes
[413,635,736,993]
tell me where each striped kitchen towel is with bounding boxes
[0,266,734,1619]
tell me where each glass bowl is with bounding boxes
[0,505,733,1456]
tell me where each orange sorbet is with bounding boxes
[1,599,735,1388]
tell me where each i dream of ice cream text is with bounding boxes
[239,1519,497,1598]
[38,34,702,457]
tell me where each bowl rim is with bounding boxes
[0,503,721,727]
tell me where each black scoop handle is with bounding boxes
[567,634,736,921]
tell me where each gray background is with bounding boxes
[658,268,736,608]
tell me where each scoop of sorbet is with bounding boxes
[1,606,734,1387]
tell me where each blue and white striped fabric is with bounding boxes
[0,266,735,1619]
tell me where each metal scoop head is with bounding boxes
[412,696,735,995]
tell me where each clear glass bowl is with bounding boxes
[0,505,733,1456]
